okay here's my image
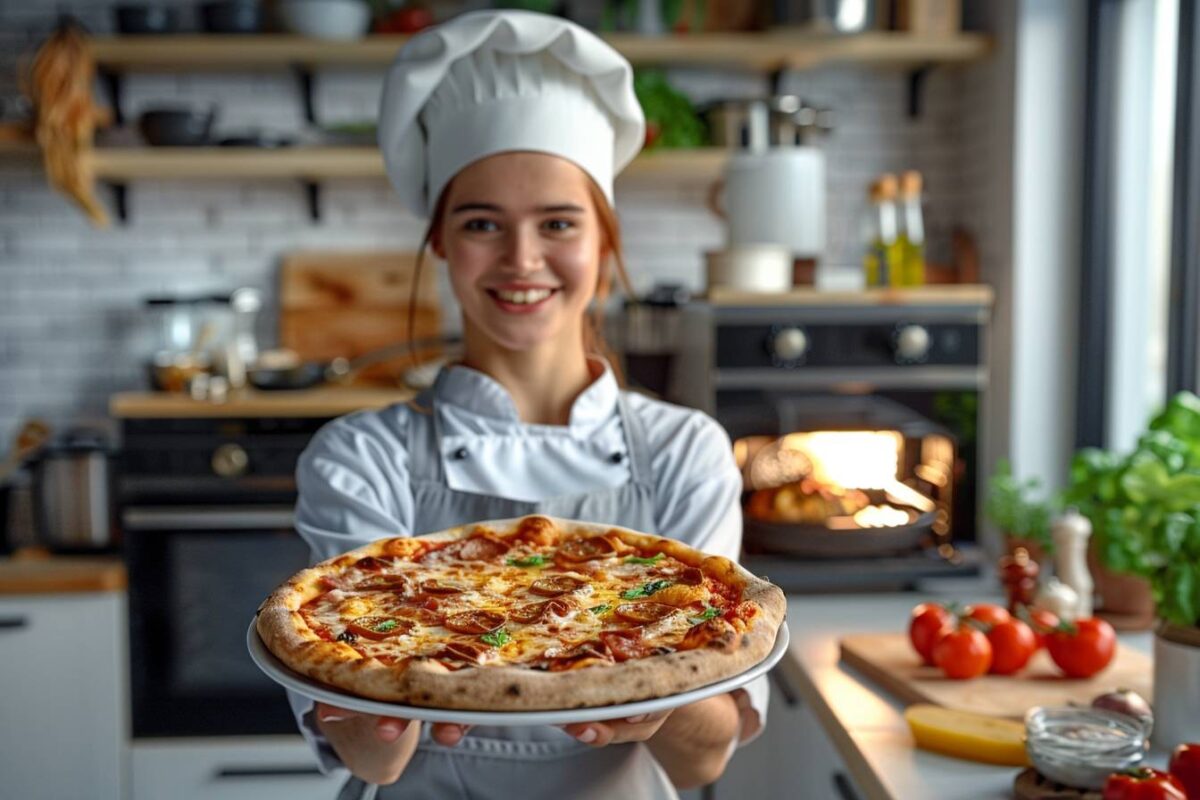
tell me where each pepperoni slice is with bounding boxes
[614,601,676,625]
[345,616,414,641]
[546,639,613,671]
[394,605,443,626]
[678,567,704,586]
[529,575,585,596]
[353,556,392,572]
[679,618,738,653]
[556,537,617,562]
[509,598,573,624]
[432,641,488,666]
[442,609,506,634]
[353,574,410,593]
[599,630,653,662]
[420,579,464,595]
[452,534,511,562]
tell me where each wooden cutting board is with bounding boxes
[839,632,1152,719]
[279,251,443,385]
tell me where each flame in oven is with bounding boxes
[780,430,902,490]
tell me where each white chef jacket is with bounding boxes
[289,360,770,775]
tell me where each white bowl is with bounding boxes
[279,0,370,41]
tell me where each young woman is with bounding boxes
[288,11,768,799]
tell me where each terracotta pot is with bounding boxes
[1153,623,1200,747]
[1087,542,1155,630]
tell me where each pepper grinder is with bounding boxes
[998,547,1039,613]
[1052,508,1094,618]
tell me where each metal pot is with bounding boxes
[31,430,117,552]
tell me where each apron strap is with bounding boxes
[616,391,653,490]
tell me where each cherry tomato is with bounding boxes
[1102,767,1187,800]
[986,618,1037,675]
[1046,617,1116,678]
[909,602,955,666]
[1024,607,1060,649]
[1168,742,1200,799]
[933,625,992,679]
[965,603,1011,627]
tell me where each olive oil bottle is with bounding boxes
[897,170,926,286]
[863,174,902,287]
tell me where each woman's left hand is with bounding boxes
[560,709,674,747]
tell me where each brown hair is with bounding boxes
[407,174,632,383]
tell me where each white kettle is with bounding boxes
[708,147,827,258]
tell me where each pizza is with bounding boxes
[256,515,787,711]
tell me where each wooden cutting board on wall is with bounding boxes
[279,251,443,385]
[839,632,1152,719]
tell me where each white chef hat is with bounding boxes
[378,10,645,218]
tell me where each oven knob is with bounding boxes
[772,327,809,362]
[212,443,249,478]
[894,324,931,362]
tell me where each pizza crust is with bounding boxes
[257,516,787,711]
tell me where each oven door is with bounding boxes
[123,506,311,737]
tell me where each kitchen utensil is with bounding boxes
[707,148,826,258]
[705,246,793,292]
[775,0,877,34]
[217,132,295,148]
[31,428,117,552]
[279,0,371,40]
[704,97,833,149]
[0,419,52,486]
[199,0,262,33]
[138,108,216,147]
[247,336,462,391]
[114,5,180,34]
[279,251,442,386]
[838,633,1153,719]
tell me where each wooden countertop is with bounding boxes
[707,284,994,307]
[110,387,416,418]
[0,552,126,595]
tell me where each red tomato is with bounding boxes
[1024,607,1060,649]
[933,625,992,679]
[1169,743,1200,799]
[1046,617,1116,678]
[1102,767,1187,800]
[985,618,1037,675]
[965,603,1011,627]
[909,602,955,666]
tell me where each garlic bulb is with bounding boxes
[1035,578,1081,621]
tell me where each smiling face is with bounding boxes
[431,152,606,356]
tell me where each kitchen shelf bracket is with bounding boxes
[293,64,316,125]
[106,181,129,224]
[907,65,933,118]
[99,67,125,126]
[302,180,321,221]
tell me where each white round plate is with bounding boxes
[247,619,789,726]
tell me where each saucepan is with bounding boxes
[247,336,463,392]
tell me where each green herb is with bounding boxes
[687,606,721,625]
[588,604,612,615]
[632,70,708,150]
[507,555,549,568]
[621,580,673,600]
[481,628,510,648]
[1060,391,1200,627]
[985,458,1057,554]
[373,619,398,633]
[624,553,664,565]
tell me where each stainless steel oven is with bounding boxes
[699,287,993,592]
[119,417,325,737]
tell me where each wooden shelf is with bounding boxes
[90,146,729,181]
[706,285,995,307]
[89,31,991,72]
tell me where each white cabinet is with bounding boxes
[0,592,128,800]
[131,738,345,800]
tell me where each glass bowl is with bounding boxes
[1024,706,1149,790]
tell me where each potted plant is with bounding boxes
[1060,391,1200,745]
[985,458,1055,566]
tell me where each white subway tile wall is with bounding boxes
[0,1,1002,442]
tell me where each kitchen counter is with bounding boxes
[110,387,416,418]
[0,551,126,594]
[780,587,1156,800]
